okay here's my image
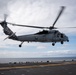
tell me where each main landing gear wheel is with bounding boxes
[19,41,24,47]
[19,45,22,47]
[61,41,63,44]
[52,43,55,46]
[67,40,69,42]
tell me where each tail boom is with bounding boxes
[0,21,18,40]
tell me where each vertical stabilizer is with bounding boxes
[0,21,18,40]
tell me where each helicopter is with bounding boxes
[0,6,74,47]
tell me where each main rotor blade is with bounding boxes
[7,22,76,29]
[57,27,76,29]
[62,27,76,28]
[7,22,49,29]
[4,14,8,21]
[52,6,65,27]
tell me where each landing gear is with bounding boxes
[19,41,24,47]
[52,43,55,46]
[61,41,63,44]
[67,40,69,42]
[19,44,22,47]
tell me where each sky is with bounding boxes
[0,0,76,58]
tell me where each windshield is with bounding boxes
[35,30,49,35]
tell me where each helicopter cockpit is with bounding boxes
[35,30,49,35]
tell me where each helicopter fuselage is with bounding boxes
[10,30,69,45]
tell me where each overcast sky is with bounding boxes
[0,0,76,58]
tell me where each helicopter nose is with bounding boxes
[65,36,69,42]
[67,37,69,42]
[62,33,69,42]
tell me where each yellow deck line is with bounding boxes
[0,62,76,70]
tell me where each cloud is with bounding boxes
[0,0,76,34]
[37,45,46,49]
[0,50,45,58]
[0,0,76,58]
[7,0,76,34]
[0,49,76,58]
[46,50,76,57]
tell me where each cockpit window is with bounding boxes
[35,30,49,35]
[54,31,58,34]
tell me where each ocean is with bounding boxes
[0,57,76,63]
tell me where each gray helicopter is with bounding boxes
[1,6,74,47]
